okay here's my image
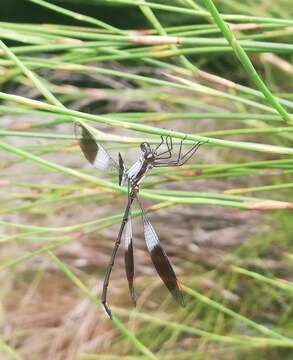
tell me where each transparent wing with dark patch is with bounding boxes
[123,212,137,306]
[75,122,119,172]
[137,197,184,306]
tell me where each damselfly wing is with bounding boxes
[75,122,119,172]
[138,197,184,306]
[123,211,136,306]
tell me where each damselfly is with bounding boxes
[76,123,205,319]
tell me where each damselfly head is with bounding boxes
[140,142,150,152]
[140,142,155,161]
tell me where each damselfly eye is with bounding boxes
[140,142,147,152]
[141,142,152,154]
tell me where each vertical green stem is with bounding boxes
[201,0,291,123]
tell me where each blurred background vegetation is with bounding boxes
[0,1,293,359]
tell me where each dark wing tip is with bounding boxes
[118,152,125,186]
[150,244,184,307]
[76,123,98,164]
[125,239,137,307]
[174,279,185,307]
[101,302,113,320]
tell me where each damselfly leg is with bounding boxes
[155,135,173,159]
[154,138,205,167]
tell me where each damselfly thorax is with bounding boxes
[125,158,153,186]
[121,142,156,186]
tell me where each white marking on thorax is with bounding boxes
[126,157,144,180]
[124,155,154,186]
